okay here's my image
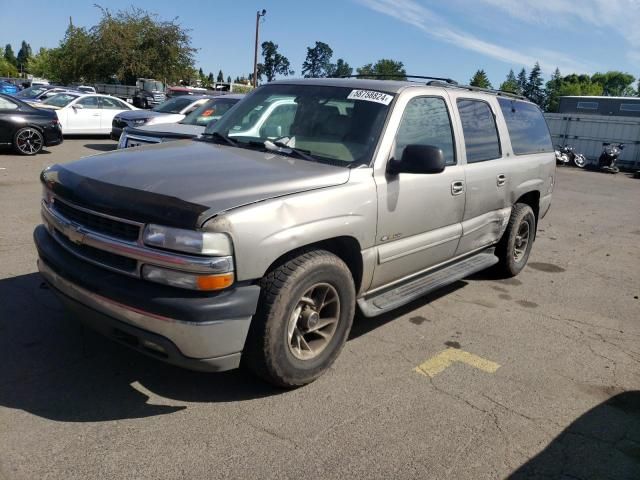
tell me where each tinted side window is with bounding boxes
[77,96,99,108]
[101,97,127,110]
[457,99,501,163]
[498,98,553,155]
[394,97,456,166]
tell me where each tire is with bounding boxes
[243,249,356,388]
[495,204,536,277]
[143,98,149,109]
[13,127,44,155]
[573,154,587,168]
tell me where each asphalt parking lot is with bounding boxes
[1,139,639,480]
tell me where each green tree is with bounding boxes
[329,58,353,77]
[301,41,333,78]
[227,75,231,83]
[4,44,17,67]
[525,62,544,106]
[16,41,32,73]
[356,59,406,80]
[516,68,527,95]
[208,72,214,84]
[499,69,519,93]
[257,41,293,82]
[50,23,95,83]
[91,6,196,84]
[469,69,493,89]
[557,74,603,96]
[0,57,18,76]
[544,68,563,112]
[28,48,55,78]
[591,71,636,96]
[217,70,224,82]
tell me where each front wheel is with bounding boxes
[243,250,356,387]
[13,127,44,155]
[495,204,536,277]
[573,154,587,168]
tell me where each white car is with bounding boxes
[35,93,137,135]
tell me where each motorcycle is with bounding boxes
[596,143,623,174]
[555,145,586,167]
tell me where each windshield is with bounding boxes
[143,80,164,92]
[204,84,393,167]
[152,96,195,114]
[182,97,240,126]
[42,93,80,107]
[16,85,50,98]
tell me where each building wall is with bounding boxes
[558,97,640,117]
[544,113,640,169]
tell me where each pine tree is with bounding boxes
[469,69,493,89]
[4,44,17,67]
[227,75,231,83]
[525,62,544,106]
[499,69,519,93]
[216,70,224,82]
[517,68,528,95]
[544,68,563,112]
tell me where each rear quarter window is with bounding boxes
[498,98,553,155]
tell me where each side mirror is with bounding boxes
[73,104,84,110]
[387,144,446,175]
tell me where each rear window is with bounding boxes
[498,98,553,155]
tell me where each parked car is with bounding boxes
[34,78,555,386]
[76,85,97,94]
[15,85,59,100]
[166,86,209,98]
[35,92,137,135]
[117,94,244,148]
[0,93,62,155]
[110,95,218,140]
[21,87,81,104]
[0,81,19,95]
[95,78,165,109]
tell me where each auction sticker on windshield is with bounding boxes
[347,90,393,105]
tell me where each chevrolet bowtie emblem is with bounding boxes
[66,224,86,245]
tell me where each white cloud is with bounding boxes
[471,0,640,66]
[356,0,596,73]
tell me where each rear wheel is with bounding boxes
[243,250,356,387]
[13,127,44,155]
[495,204,536,277]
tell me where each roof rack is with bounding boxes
[454,84,527,100]
[335,74,528,101]
[338,74,458,84]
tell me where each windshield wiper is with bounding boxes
[264,138,317,162]
[201,131,237,147]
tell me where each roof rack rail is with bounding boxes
[338,74,458,84]
[334,74,529,100]
[456,84,527,100]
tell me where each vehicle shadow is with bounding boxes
[509,391,640,479]
[0,272,282,423]
[83,143,117,152]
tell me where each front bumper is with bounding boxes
[34,225,260,372]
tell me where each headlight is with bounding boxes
[132,118,148,126]
[143,224,233,256]
[142,265,234,291]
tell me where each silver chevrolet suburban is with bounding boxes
[35,78,555,387]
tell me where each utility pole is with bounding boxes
[253,9,266,88]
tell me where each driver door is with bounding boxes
[66,96,101,133]
[371,93,465,290]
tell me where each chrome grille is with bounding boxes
[52,199,140,242]
[54,229,137,273]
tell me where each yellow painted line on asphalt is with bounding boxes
[414,348,501,377]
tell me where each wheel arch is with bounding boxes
[261,236,364,294]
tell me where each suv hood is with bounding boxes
[42,140,350,229]
[136,123,204,136]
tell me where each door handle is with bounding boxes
[451,180,464,196]
[497,174,506,187]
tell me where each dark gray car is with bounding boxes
[117,95,243,148]
[110,95,218,140]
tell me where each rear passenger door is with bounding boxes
[453,97,511,255]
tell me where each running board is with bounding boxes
[358,251,499,317]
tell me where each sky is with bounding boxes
[0,0,637,86]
